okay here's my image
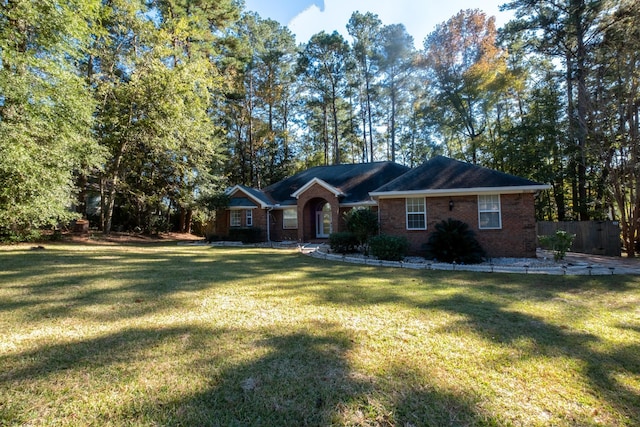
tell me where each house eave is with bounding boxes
[370,185,552,198]
[339,200,378,208]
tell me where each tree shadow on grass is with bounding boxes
[0,321,498,426]
[155,325,361,426]
[0,246,309,321]
[0,326,203,425]
[424,294,640,425]
[0,326,200,386]
[2,246,639,424]
[113,322,500,426]
[2,246,636,322]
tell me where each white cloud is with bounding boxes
[288,0,512,47]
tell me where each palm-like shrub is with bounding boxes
[423,219,485,264]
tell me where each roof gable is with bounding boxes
[291,177,345,199]
[371,156,550,196]
[226,185,272,208]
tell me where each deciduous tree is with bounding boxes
[421,9,507,164]
[0,0,104,238]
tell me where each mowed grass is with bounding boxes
[1,244,639,426]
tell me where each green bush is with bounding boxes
[344,208,379,247]
[538,230,575,261]
[369,235,409,261]
[329,232,359,254]
[228,227,262,243]
[423,218,485,264]
[0,228,43,243]
[205,233,222,243]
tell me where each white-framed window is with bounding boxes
[230,210,241,227]
[245,209,253,227]
[283,208,298,229]
[478,194,502,229]
[406,197,426,230]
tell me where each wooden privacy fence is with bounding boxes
[537,221,621,257]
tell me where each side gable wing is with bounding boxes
[226,185,272,208]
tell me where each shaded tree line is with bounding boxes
[1,0,639,254]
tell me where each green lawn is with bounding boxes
[1,244,639,426]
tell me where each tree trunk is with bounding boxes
[390,77,396,163]
[185,209,193,234]
[103,139,128,234]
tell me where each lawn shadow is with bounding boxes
[0,319,500,425]
[425,294,640,425]
[0,245,307,321]
[2,246,635,322]
[2,245,639,424]
[110,322,498,426]
[152,323,362,426]
[0,326,199,386]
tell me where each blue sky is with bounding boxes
[243,0,513,47]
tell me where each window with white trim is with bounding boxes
[478,194,501,229]
[283,208,298,229]
[245,209,253,227]
[230,210,241,227]
[406,197,426,230]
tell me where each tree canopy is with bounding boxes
[1,0,639,253]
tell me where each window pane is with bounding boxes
[406,197,424,213]
[283,208,297,229]
[406,197,426,230]
[478,195,501,229]
[479,194,499,211]
[246,210,253,226]
[407,214,425,229]
[480,212,500,228]
[230,210,241,227]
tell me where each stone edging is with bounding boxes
[304,247,628,276]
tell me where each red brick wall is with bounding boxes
[378,193,537,258]
[269,209,299,242]
[214,189,268,241]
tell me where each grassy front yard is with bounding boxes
[1,244,639,426]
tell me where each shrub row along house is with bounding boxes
[215,156,550,258]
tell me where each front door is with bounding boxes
[315,203,332,238]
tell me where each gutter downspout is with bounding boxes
[266,206,273,243]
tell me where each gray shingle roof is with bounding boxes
[263,162,411,204]
[234,185,273,207]
[372,156,547,193]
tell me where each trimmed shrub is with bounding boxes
[205,233,222,243]
[329,231,359,254]
[228,227,262,243]
[369,234,409,261]
[423,218,485,264]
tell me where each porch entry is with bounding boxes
[315,202,333,238]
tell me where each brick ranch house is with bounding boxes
[214,156,551,258]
